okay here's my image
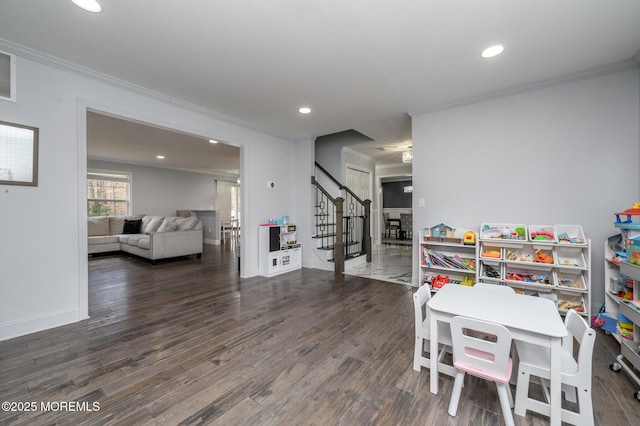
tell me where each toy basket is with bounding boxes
[555,225,586,245]
[479,223,527,241]
[528,225,557,243]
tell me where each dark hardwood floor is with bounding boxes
[1,244,639,425]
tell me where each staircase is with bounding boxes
[311,162,371,273]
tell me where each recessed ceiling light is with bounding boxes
[156,155,165,159]
[481,44,504,58]
[299,107,311,114]
[71,0,102,13]
[209,139,219,144]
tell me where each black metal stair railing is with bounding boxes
[311,163,371,274]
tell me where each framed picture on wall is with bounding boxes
[0,120,39,186]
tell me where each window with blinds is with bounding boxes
[87,170,131,217]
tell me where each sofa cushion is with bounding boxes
[176,216,197,231]
[88,235,119,245]
[88,216,110,236]
[137,235,151,249]
[157,217,178,232]
[123,234,145,246]
[123,219,142,234]
[142,216,164,234]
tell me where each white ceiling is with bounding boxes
[86,112,240,177]
[1,0,640,171]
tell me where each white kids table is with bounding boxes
[427,284,567,426]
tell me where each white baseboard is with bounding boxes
[0,308,85,342]
[204,239,221,245]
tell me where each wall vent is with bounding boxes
[0,50,16,102]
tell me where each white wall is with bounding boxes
[0,44,302,340]
[411,68,640,313]
[88,159,219,216]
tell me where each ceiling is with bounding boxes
[1,1,640,171]
[87,112,240,177]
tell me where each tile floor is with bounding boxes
[344,242,414,285]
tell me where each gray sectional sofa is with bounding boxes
[88,215,203,263]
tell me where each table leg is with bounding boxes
[429,312,439,394]
[549,337,561,426]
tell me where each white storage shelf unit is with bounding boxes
[419,233,477,287]
[611,261,640,397]
[418,223,591,318]
[476,223,591,318]
[604,239,626,343]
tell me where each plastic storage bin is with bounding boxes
[479,223,527,241]
[528,225,557,243]
[556,224,586,245]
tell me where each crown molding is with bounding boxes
[409,59,639,117]
[0,38,294,142]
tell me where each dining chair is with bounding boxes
[400,213,412,239]
[413,285,453,373]
[448,315,515,426]
[383,213,399,239]
[514,309,595,426]
[220,219,233,243]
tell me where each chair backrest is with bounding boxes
[400,213,412,229]
[450,316,512,382]
[474,283,516,294]
[383,212,391,225]
[563,309,596,374]
[414,285,432,331]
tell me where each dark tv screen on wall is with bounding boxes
[382,180,412,208]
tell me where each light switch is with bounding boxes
[419,198,425,208]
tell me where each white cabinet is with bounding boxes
[475,224,591,318]
[259,225,301,277]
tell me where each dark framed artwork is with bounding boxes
[0,120,39,186]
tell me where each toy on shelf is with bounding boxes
[431,274,450,289]
[614,202,640,228]
[461,275,474,286]
[534,249,554,264]
[463,231,476,245]
[505,272,552,285]
[481,249,501,259]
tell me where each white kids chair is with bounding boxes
[412,285,454,375]
[448,316,515,426]
[514,309,595,426]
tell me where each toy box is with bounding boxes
[625,237,640,266]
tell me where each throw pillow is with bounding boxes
[158,222,178,232]
[157,217,177,232]
[88,216,109,236]
[142,216,164,234]
[122,219,142,234]
[177,216,197,231]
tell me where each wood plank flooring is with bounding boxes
[1,244,639,425]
